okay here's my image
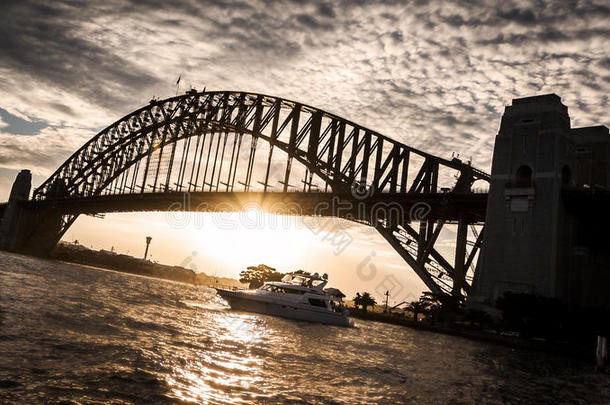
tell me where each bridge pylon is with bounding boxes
[471,94,610,311]
[0,170,74,255]
[0,170,32,251]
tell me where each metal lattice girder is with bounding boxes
[33,91,489,201]
[375,222,446,295]
[375,219,481,297]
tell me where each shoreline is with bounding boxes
[48,242,245,289]
[347,308,596,360]
[57,259,204,286]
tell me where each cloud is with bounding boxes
[0,175,12,201]
[0,3,159,111]
[0,126,89,175]
[317,3,336,18]
[0,0,606,181]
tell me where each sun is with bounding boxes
[189,211,318,274]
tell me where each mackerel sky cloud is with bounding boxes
[0,0,608,179]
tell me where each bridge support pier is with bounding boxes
[0,170,32,251]
[19,210,75,255]
[0,169,71,255]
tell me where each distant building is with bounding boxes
[472,94,610,310]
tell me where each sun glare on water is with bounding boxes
[167,311,266,404]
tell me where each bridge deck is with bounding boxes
[19,191,488,224]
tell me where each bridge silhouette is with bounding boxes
[0,90,491,298]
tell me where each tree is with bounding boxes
[353,293,362,309]
[418,292,462,324]
[420,292,462,311]
[407,300,432,322]
[239,264,283,289]
[496,292,567,339]
[353,291,377,312]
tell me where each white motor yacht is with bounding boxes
[215,272,351,327]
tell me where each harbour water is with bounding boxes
[1,251,608,404]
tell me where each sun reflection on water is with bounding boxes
[3,255,609,404]
[166,310,267,404]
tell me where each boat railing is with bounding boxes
[211,283,247,291]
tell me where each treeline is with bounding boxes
[496,292,610,343]
[390,291,610,346]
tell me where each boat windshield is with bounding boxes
[261,284,304,294]
[292,276,307,285]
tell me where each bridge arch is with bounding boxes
[34,91,488,201]
[23,90,489,297]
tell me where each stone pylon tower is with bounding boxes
[472,94,575,305]
[0,169,32,250]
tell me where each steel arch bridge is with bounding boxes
[9,90,490,297]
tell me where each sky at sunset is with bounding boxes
[1,0,608,301]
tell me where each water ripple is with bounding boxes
[1,251,609,404]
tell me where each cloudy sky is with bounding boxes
[0,0,608,300]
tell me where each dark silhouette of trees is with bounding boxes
[353,292,361,309]
[420,292,462,311]
[353,292,377,312]
[496,292,570,339]
[408,292,463,325]
[406,300,432,322]
[462,308,491,327]
[239,264,283,288]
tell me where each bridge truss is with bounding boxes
[27,90,489,297]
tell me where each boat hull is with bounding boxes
[215,289,350,327]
